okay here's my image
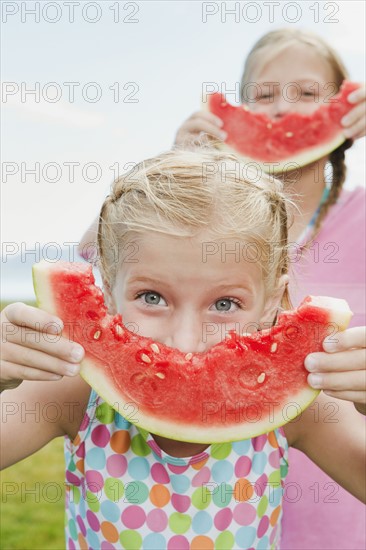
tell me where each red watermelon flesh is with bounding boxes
[206,80,359,172]
[32,261,352,443]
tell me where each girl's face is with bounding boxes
[112,232,286,354]
[247,44,336,119]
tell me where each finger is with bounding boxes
[308,369,366,391]
[1,361,63,383]
[5,328,84,364]
[343,118,366,139]
[4,303,63,334]
[4,342,80,377]
[305,348,365,373]
[191,110,224,127]
[341,103,366,127]
[191,132,215,147]
[323,390,366,405]
[183,120,227,140]
[322,326,366,353]
[347,86,366,104]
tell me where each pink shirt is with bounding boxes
[281,187,366,549]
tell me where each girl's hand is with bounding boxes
[0,303,84,392]
[305,326,366,415]
[342,85,366,140]
[174,111,227,147]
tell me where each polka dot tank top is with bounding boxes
[64,389,289,550]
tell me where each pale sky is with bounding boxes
[1,0,365,253]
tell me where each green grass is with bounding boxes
[0,438,66,550]
[1,301,65,549]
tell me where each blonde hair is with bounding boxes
[97,148,292,309]
[240,28,353,238]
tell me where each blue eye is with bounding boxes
[136,291,167,306]
[215,299,232,311]
[144,292,161,305]
[212,298,243,313]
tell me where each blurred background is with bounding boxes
[1,1,365,548]
[1,0,365,302]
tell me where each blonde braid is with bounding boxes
[311,139,353,239]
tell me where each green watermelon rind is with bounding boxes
[80,357,320,443]
[33,265,56,315]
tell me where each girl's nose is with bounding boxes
[271,95,292,119]
[164,312,208,354]
[270,83,302,119]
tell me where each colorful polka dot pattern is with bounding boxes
[64,390,288,549]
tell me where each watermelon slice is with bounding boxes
[206,80,359,172]
[32,261,352,443]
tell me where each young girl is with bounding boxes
[174,29,366,549]
[1,148,365,550]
